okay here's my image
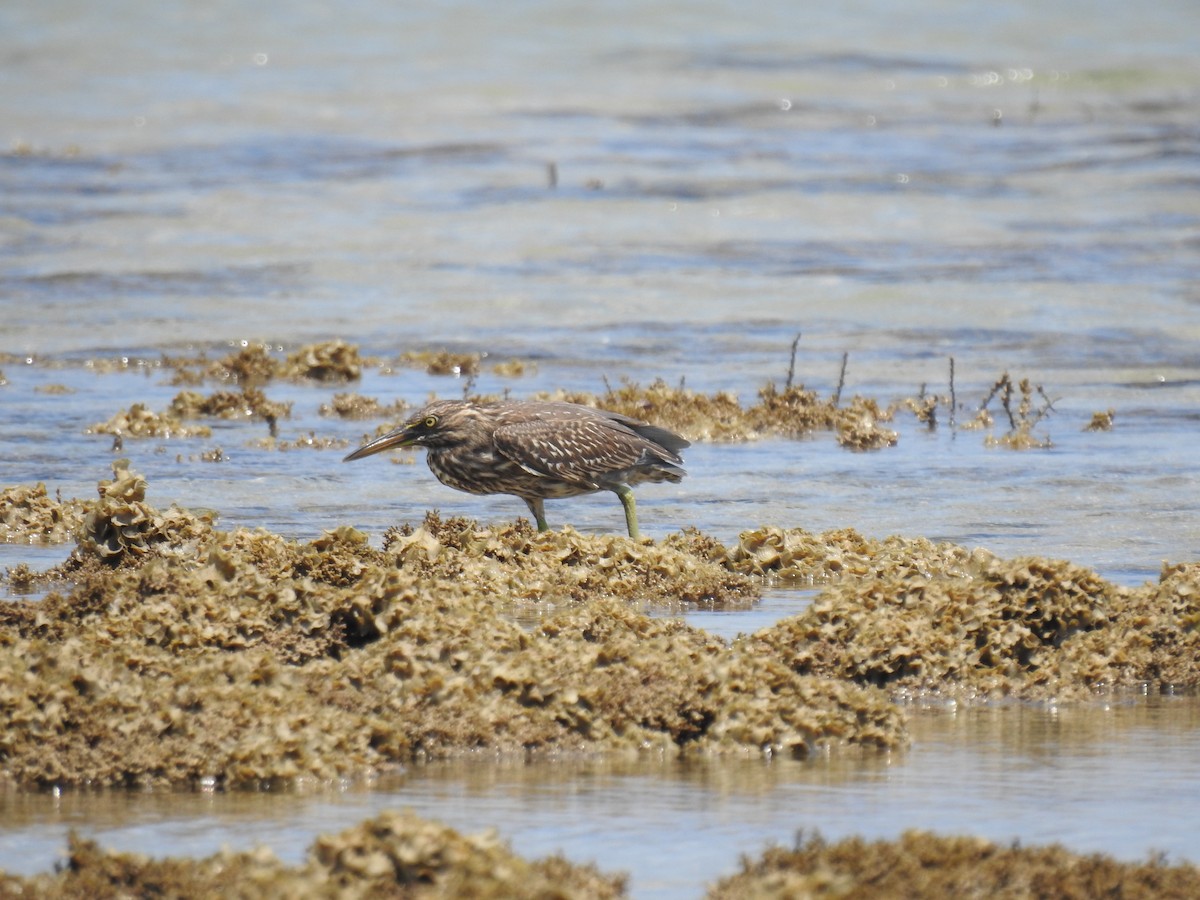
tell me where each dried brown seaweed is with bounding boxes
[709,830,1200,899]
[0,811,628,899]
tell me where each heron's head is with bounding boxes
[343,400,479,460]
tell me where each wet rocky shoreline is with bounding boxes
[2,342,1197,894]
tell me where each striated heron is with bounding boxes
[343,399,689,539]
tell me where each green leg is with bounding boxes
[615,485,640,540]
[524,497,549,532]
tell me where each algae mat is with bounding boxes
[2,457,1199,790]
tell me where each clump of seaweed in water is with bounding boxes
[538,375,897,447]
[541,378,752,441]
[203,342,279,385]
[87,403,213,440]
[91,386,293,449]
[709,830,1200,899]
[832,395,899,450]
[318,392,409,420]
[1085,408,1116,431]
[0,482,85,543]
[282,339,363,382]
[166,340,368,386]
[961,371,1056,449]
[400,349,484,376]
[169,387,293,422]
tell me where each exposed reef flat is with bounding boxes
[1,461,1196,791]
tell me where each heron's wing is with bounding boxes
[492,418,649,488]
[593,410,690,456]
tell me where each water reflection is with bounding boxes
[677,586,817,640]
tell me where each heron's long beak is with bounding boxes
[343,424,417,462]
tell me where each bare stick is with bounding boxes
[785,332,802,391]
[1028,387,1059,428]
[917,382,937,430]
[1000,378,1017,431]
[833,352,848,407]
[948,357,957,429]
[978,373,1008,413]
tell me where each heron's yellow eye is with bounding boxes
[423,416,438,428]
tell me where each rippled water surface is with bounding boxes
[2,0,1199,894]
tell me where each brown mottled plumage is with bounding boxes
[343,399,689,538]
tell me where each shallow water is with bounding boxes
[3,0,1200,893]
[2,699,1199,897]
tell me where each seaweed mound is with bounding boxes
[709,830,1200,899]
[74,459,216,564]
[0,811,627,899]
[169,386,292,422]
[282,339,363,382]
[87,403,213,439]
[383,513,757,608]
[725,525,987,581]
[750,554,1200,699]
[0,469,903,790]
[0,483,84,543]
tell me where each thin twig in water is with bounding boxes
[1028,386,1059,428]
[948,357,957,430]
[917,382,937,430]
[1000,378,1017,431]
[832,352,848,407]
[785,332,802,391]
[978,373,1011,421]
[978,378,1001,410]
